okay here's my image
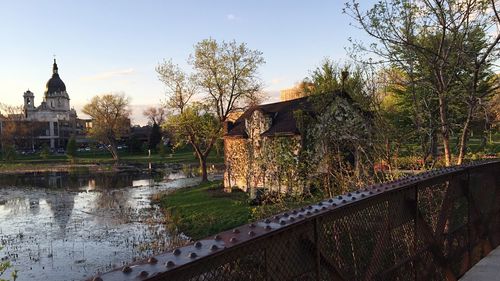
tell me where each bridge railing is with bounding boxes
[93,160,500,281]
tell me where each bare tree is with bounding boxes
[156,59,196,114]
[143,106,167,125]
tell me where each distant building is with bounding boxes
[0,60,85,150]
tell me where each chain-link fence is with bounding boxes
[94,160,500,281]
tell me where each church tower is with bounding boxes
[44,59,70,111]
[23,89,35,118]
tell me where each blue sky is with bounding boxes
[0,0,370,125]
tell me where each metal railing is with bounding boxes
[93,160,500,281]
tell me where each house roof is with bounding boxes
[225,90,359,138]
[224,97,308,138]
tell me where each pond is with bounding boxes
[0,164,219,281]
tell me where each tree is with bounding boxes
[381,66,441,167]
[156,60,196,114]
[143,106,165,150]
[300,60,377,194]
[0,103,31,153]
[163,103,220,181]
[486,86,500,133]
[191,38,265,122]
[143,106,167,125]
[157,39,265,182]
[454,27,500,163]
[345,0,500,165]
[149,122,162,150]
[66,136,77,162]
[82,93,131,160]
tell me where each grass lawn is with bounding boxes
[161,181,251,240]
[1,147,223,169]
[160,180,326,240]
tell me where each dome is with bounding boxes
[44,59,66,96]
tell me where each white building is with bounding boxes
[20,60,82,149]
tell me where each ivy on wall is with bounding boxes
[224,92,375,197]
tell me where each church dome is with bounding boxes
[45,59,66,96]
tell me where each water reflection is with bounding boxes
[46,192,76,230]
[0,171,147,190]
[0,166,220,281]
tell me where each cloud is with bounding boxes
[81,68,135,81]
[226,14,237,21]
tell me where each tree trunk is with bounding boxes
[457,103,474,165]
[431,130,438,160]
[199,155,208,182]
[385,138,391,170]
[438,95,452,166]
[107,145,119,161]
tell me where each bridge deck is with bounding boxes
[459,246,500,281]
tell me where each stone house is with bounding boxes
[223,90,372,195]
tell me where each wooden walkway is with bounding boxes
[459,246,500,281]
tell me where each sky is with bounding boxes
[0,0,371,125]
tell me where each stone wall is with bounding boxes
[224,108,304,195]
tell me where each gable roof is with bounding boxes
[224,96,309,138]
[225,90,359,138]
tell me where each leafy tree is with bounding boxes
[82,93,131,160]
[486,85,500,135]
[164,103,219,181]
[300,60,376,194]
[191,38,265,120]
[157,39,265,182]
[380,67,441,166]
[66,136,77,162]
[345,0,500,165]
[157,59,197,114]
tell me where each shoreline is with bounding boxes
[0,161,225,175]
